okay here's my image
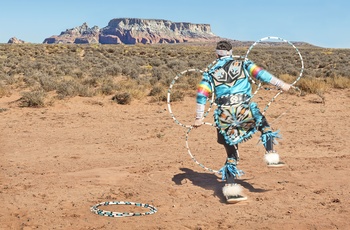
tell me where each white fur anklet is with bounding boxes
[264,152,280,165]
[265,152,285,167]
[222,184,247,203]
[222,183,243,197]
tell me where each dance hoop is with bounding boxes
[245,36,304,87]
[167,69,215,128]
[185,122,239,174]
[90,201,157,217]
[245,36,304,116]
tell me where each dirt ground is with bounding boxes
[1,88,349,230]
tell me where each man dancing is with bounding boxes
[193,40,290,203]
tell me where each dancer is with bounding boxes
[193,40,291,203]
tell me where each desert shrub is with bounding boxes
[56,80,94,99]
[38,73,58,92]
[23,76,39,87]
[115,79,148,100]
[0,84,10,98]
[83,77,100,88]
[151,67,175,86]
[100,84,116,95]
[279,74,298,84]
[129,68,140,79]
[149,58,163,67]
[148,84,167,102]
[121,65,132,76]
[326,76,350,89]
[170,91,184,102]
[112,92,132,104]
[56,80,79,99]
[106,64,122,76]
[77,85,95,97]
[99,78,119,95]
[20,90,46,107]
[297,77,330,94]
[186,73,202,90]
[1,74,17,85]
[166,60,181,69]
[149,85,164,96]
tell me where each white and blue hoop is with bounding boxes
[245,36,304,116]
[90,201,157,217]
[185,122,239,174]
[167,69,215,128]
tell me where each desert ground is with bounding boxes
[0,88,349,230]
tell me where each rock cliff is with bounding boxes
[43,18,219,44]
[8,37,26,44]
[43,22,99,44]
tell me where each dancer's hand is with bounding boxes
[281,83,291,92]
[193,118,203,128]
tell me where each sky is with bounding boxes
[1,0,349,48]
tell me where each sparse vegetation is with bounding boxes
[0,43,349,107]
[112,92,132,105]
[20,90,47,107]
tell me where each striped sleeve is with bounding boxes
[245,60,273,83]
[196,73,212,105]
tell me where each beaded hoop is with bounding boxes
[245,36,304,116]
[185,122,239,174]
[245,36,304,87]
[90,201,157,217]
[167,69,215,128]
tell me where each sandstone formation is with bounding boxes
[43,18,220,44]
[7,37,26,44]
[43,22,99,44]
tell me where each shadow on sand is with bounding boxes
[172,167,271,203]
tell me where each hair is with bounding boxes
[216,40,232,51]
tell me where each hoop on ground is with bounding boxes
[167,69,215,128]
[185,122,239,174]
[90,201,157,217]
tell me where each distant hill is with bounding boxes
[42,18,221,45]
[7,17,314,47]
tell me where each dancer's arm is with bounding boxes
[244,60,291,91]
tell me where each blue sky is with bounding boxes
[1,0,349,48]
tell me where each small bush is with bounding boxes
[149,85,164,96]
[56,80,95,99]
[38,73,58,92]
[149,85,167,102]
[170,91,184,102]
[112,92,132,104]
[20,90,46,107]
[0,84,10,98]
[296,77,330,94]
[100,83,117,95]
[326,76,350,89]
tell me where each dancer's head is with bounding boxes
[216,40,232,57]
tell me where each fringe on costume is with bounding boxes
[249,102,263,125]
[260,130,281,149]
[218,158,244,181]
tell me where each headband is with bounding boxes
[216,49,232,56]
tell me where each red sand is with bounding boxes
[1,89,349,230]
